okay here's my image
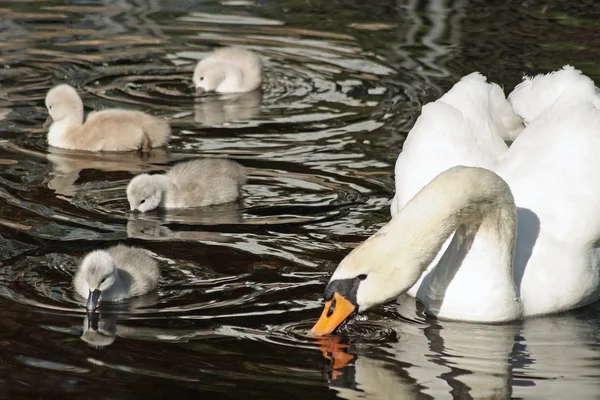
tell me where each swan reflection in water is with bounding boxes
[317,297,600,399]
[194,90,261,126]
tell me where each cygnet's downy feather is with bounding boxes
[193,47,262,94]
[73,244,160,310]
[44,84,171,152]
[127,158,247,212]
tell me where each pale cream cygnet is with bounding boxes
[193,47,262,94]
[127,158,247,212]
[73,244,160,310]
[44,84,171,152]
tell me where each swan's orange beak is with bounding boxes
[311,292,356,336]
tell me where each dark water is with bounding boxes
[1,0,600,398]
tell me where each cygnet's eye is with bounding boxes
[200,77,204,81]
[100,275,108,284]
[140,199,146,204]
[48,106,52,110]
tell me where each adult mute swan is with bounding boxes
[391,72,524,214]
[312,66,600,335]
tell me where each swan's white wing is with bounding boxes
[508,65,597,125]
[498,100,600,315]
[392,72,521,214]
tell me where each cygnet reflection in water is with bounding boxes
[126,204,241,242]
[46,146,168,196]
[73,244,160,310]
[194,90,261,125]
[81,291,159,348]
[81,312,117,348]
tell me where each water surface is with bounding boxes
[1,0,600,398]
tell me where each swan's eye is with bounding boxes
[357,274,367,281]
[326,297,337,317]
[140,199,146,204]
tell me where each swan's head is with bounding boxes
[311,222,421,336]
[193,61,226,94]
[127,174,163,212]
[79,250,118,311]
[44,84,84,128]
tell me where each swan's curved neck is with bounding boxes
[394,167,517,282]
[337,166,519,315]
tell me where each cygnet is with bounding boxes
[44,84,171,152]
[193,47,262,94]
[127,158,247,212]
[73,244,160,310]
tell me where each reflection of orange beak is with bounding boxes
[316,336,355,372]
[311,292,356,336]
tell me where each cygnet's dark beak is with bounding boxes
[43,115,53,129]
[86,310,100,330]
[195,86,205,95]
[86,289,102,311]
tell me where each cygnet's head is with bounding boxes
[193,61,226,93]
[126,173,163,212]
[44,84,84,128]
[79,250,118,310]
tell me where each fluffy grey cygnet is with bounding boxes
[193,47,262,94]
[73,244,160,310]
[126,158,247,212]
[44,84,171,152]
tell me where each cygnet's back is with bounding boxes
[84,110,171,149]
[165,159,247,208]
[45,84,171,152]
[105,244,159,299]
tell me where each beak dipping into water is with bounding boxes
[86,289,102,311]
[311,292,356,336]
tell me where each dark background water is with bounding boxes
[2,0,600,398]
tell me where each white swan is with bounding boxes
[312,66,600,335]
[391,72,524,214]
[193,47,263,94]
[44,84,171,152]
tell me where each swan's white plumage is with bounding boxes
[507,65,599,125]
[329,65,600,322]
[390,72,524,215]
